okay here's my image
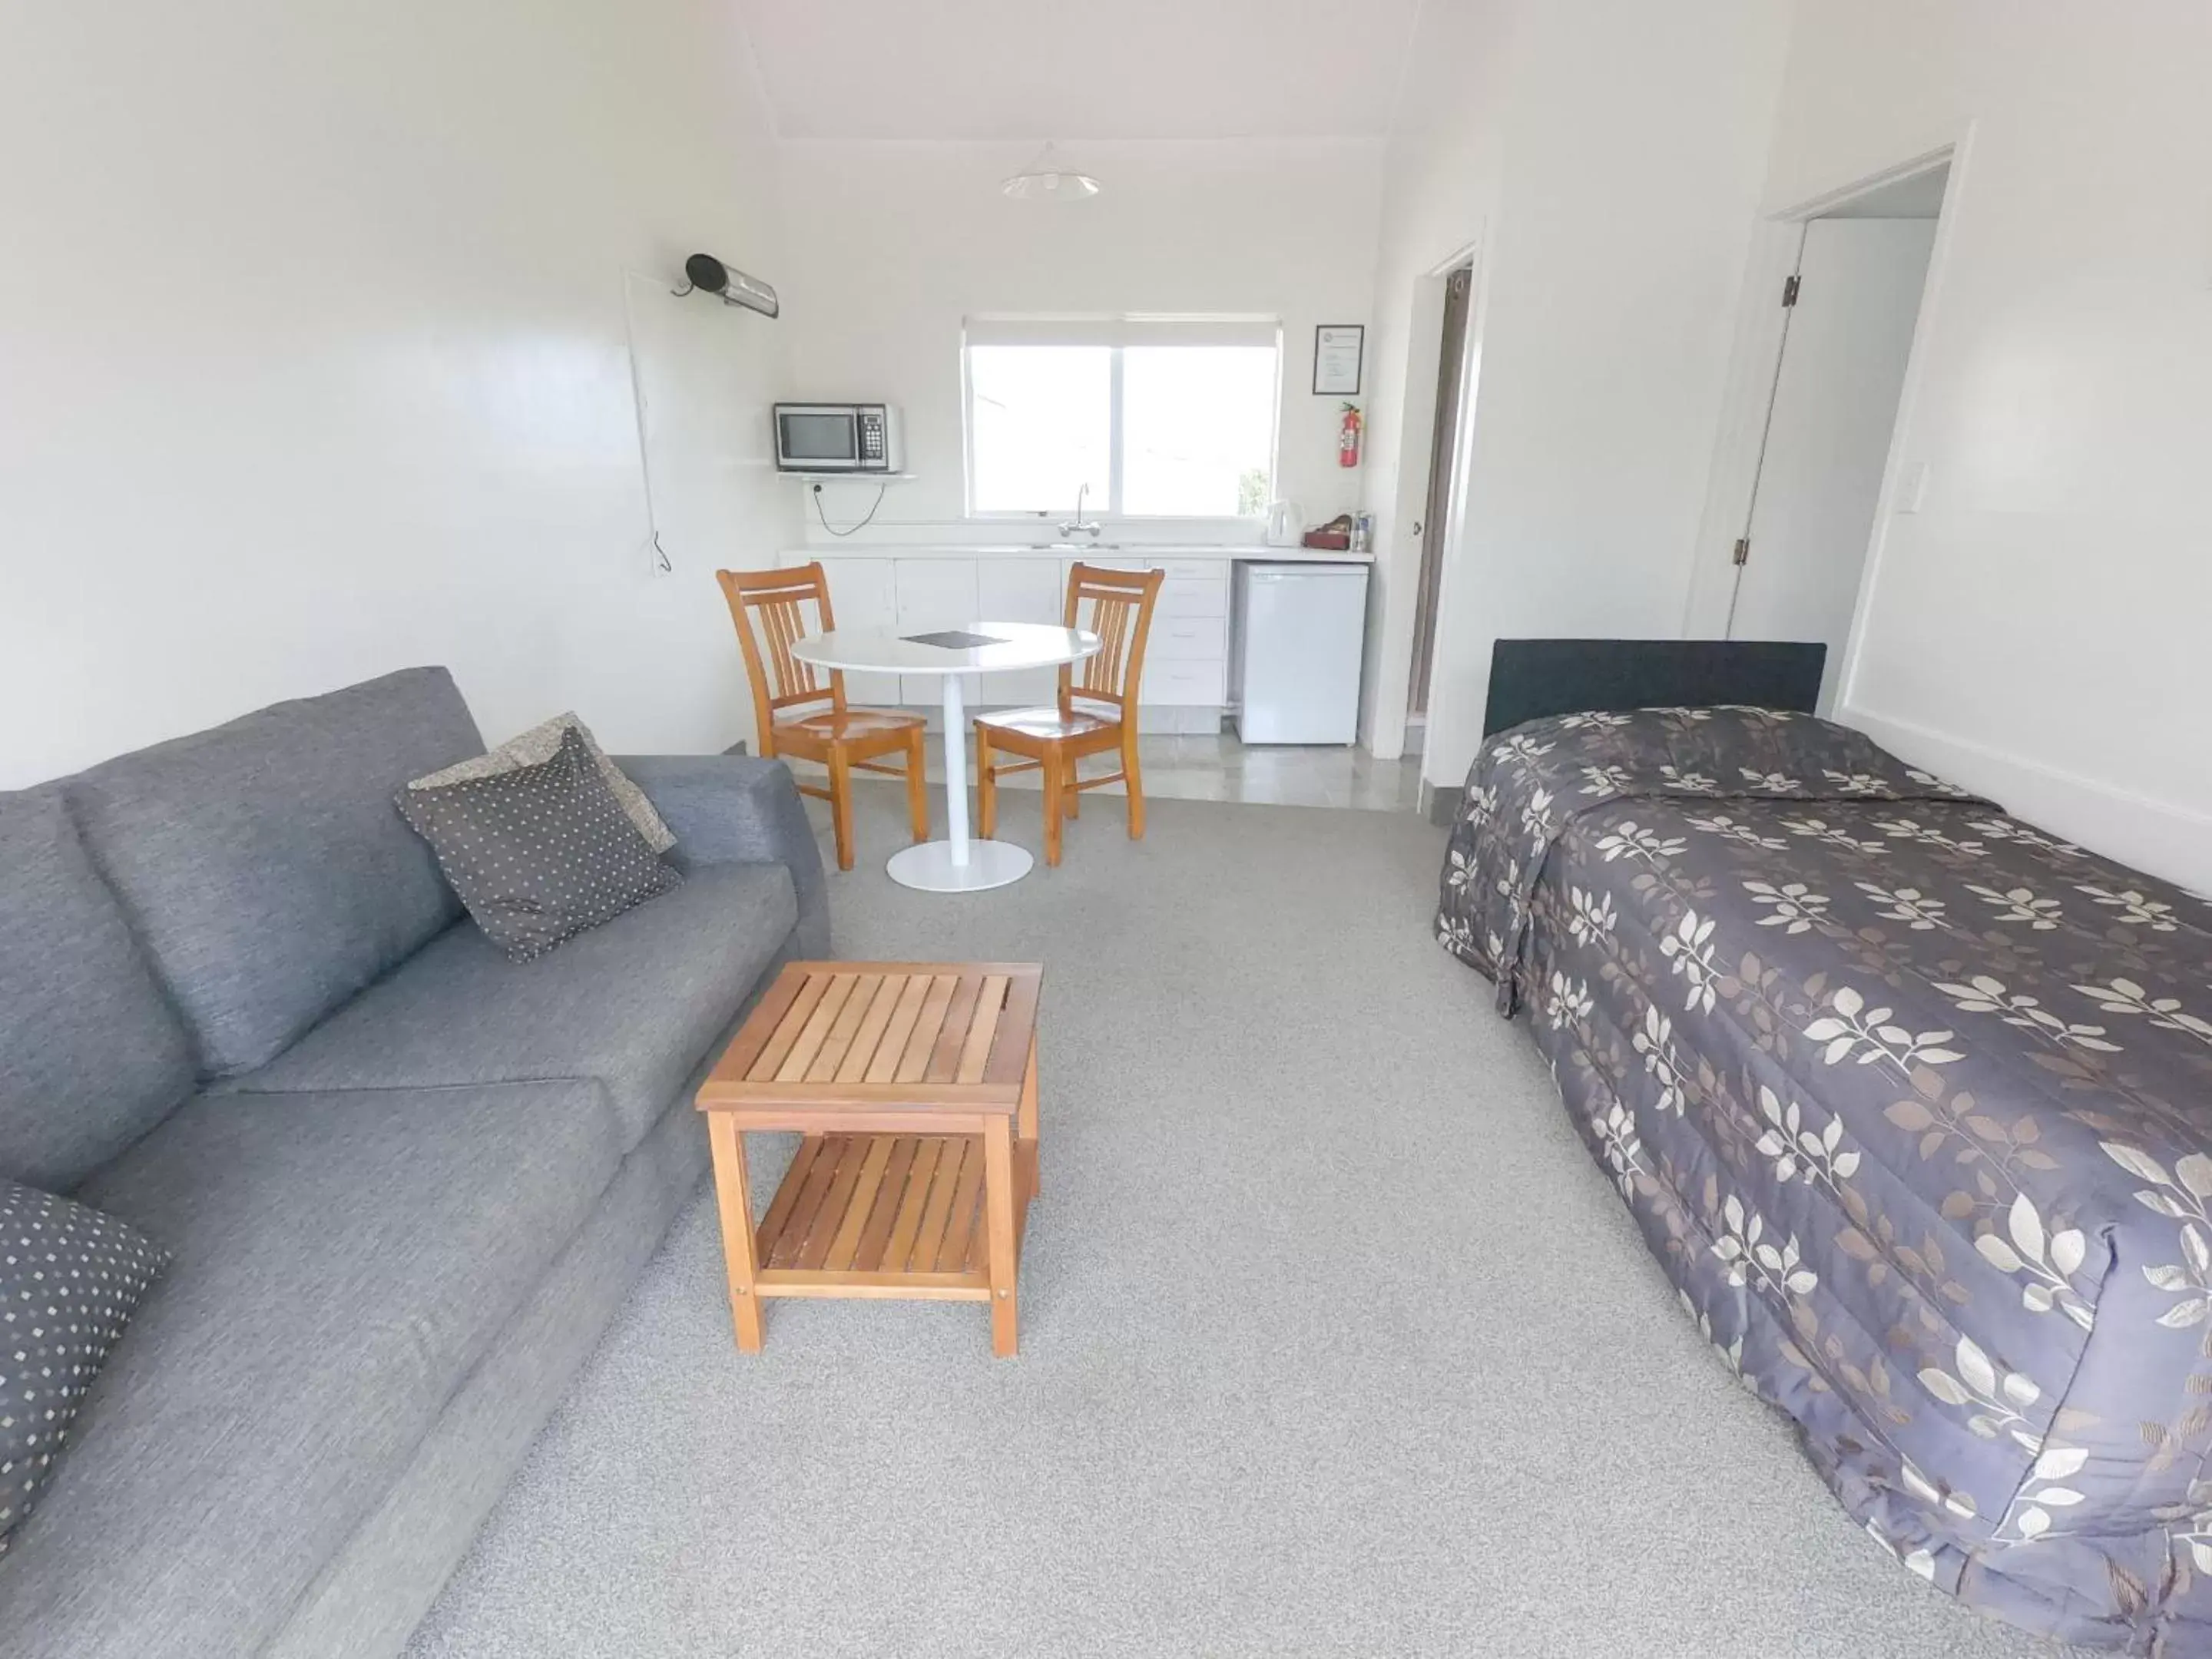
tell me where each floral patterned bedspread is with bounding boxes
[1435,708,2212,1652]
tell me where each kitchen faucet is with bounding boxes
[1057,483,1102,540]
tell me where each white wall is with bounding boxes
[777,140,1384,547]
[1356,0,1793,787]
[1353,0,1515,757]
[0,0,799,785]
[1760,0,2212,891]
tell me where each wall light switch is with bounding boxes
[1899,460,1932,515]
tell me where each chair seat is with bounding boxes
[774,707,925,742]
[975,704,1119,743]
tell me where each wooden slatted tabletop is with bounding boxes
[697,962,1042,1357]
[699,962,1039,1116]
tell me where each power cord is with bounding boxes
[813,482,888,538]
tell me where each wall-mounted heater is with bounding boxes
[681,253,778,318]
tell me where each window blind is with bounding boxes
[962,316,1281,350]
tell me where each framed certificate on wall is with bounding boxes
[1313,325,1364,396]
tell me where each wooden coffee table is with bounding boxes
[696,961,1041,1357]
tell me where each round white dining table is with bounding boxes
[790,621,1101,892]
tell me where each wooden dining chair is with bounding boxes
[716,563,928,872]
[974,563,1164,866]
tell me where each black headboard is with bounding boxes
[1482,639,1826,738]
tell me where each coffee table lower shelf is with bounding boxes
[750,1131,1035,1304]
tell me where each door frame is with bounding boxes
[1366,234,1485,763]
[1683,127,1976,715]
[1407,260,1475,729]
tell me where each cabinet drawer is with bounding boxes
[1075,556,1226,583]
[1147,615,1227,661]
[1156,576,1227,620]
[1140,660,1227,706]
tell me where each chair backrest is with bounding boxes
[717,565,843,746]
[1061,564,1165,720]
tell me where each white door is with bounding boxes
[893,558,982,704]
[975,560,1064,707]
[1730,218,1936,710]
[813,557,900,707]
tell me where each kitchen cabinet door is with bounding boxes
[975,559,1065,707]
[813,557,900,706]
[893,558,981,704]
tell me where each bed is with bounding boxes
[1435,642,2212,1653]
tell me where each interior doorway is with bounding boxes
[1405,262,1475,745]
[1726,164,1945,710]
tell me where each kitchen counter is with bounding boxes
[778,543,1369,734]
[783,543,1373,564]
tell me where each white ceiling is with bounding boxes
[733,0,1427,141]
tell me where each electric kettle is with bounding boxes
[1263,500,1305,548]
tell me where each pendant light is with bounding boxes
[1001,141,1101,201]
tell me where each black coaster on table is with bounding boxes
[902,630,1006,650]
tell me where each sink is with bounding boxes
[1045,541,1118,552]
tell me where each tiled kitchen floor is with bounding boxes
[922,730,1423,813]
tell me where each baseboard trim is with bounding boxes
[1842,702,2212,894]
[1423,782,1462,827]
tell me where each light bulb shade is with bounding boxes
[1001,144,1101,200]
[1001,170,1102,200]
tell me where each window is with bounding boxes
[965,318,1280,518]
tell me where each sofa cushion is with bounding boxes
[224,861,799,1150]
[396,725,683,962]
[0,790,196,1190]
[409,711,675,853]
[0,1081,624,1659]
[0,1178,169,1555]
[63,667,485,1078]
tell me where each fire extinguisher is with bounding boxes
[1338,402,1363,469]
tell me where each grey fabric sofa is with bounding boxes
[0,667,826,1658]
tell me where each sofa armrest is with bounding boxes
[614,755,829,958]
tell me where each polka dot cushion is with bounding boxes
[1,1178,168,1554]
[396,723,682,962]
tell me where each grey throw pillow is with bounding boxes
[406,711,676,854]
[1,1178,168,1555]
[396,725,681,961]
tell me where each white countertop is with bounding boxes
[788,543,1373,564]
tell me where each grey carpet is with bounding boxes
[406,786,2083,1659]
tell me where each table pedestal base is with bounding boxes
[886,839,1033,892]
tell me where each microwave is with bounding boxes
[773,402,903,473]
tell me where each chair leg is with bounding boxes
[977,727,998,840]
[903,727,929,844]
[1043,749,1065,867]
[1124,727,1145,839]
[1065,754,1081,818]
[826,745,855,871]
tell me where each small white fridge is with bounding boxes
[1230,561,1369,745]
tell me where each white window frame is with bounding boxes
[961,316,1283,522]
